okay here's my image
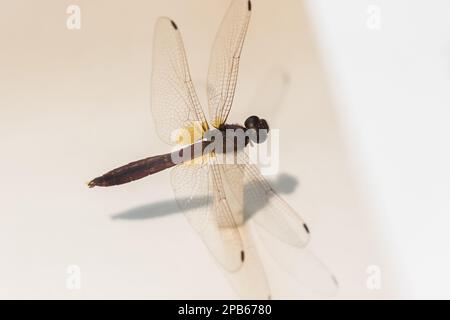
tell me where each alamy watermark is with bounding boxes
[366,4,382,31]
[66,265,81,290]
[170,122,280,175]
[366,264,381,290]
[66,5,81,30]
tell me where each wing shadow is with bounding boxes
[111,173,298,221]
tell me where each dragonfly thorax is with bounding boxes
[204,124,249,154]
[203,116,269,155]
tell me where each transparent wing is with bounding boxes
[256,225,339,297]
[212,163,271,299]
[207,0,252,127]
[171,159,245,272]
[223,223,272,299]
[209,162,274,299]
[152,17,209,145]
[226,151,336,297]
[230,150,311,247]
[170,161,211,234]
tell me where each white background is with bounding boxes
[308,0,450,298]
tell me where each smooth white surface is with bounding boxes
[307,0,450,298]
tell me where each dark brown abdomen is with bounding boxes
[88,141,206,188]
[88,153,176,187]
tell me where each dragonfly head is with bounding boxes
[244,115,269,144]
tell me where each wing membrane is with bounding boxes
[224,223,272,299]
[207,0,252,126]
[229,151,337,296]
[234,150,311,247]
[256,225,338,297]
[171,160,245,272]
[211,157,335,297]
[152,17,208,145]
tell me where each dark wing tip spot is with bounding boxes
[248,0,252,11]
[170,20,178,30]
[303,223,310,234]
[240,250,245,262]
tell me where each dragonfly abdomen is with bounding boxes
[88,142,207,188]
[88,153,176,188]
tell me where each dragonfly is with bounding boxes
[88,0,336,298]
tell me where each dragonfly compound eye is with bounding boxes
[259,118,269,132]
[245,116,269,144]
[244,115,260,129]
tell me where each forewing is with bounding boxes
[207,0,252,126]
[224,223,272,299]
[256,225,338,297]
[171,160,245,272]
[170,161,211,233]
[152,17,208,145]
[235,150,311,247]
[233,151,336,296]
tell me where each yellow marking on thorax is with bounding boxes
[173,120,212,167]
[174,121,208,145]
